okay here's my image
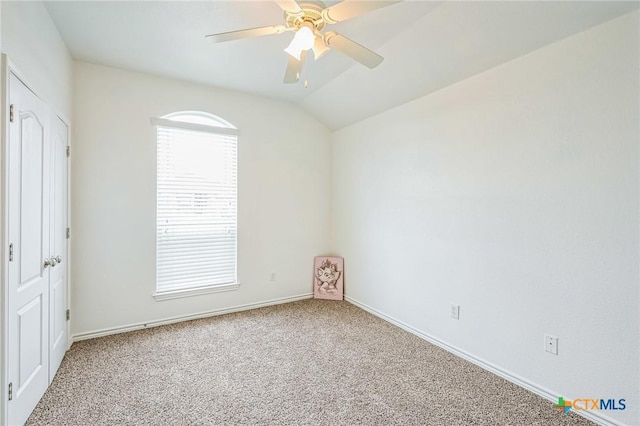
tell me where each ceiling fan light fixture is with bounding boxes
[206,0,396,84]
[284,23,315,60]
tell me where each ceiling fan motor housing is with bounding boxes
[285,1,327,33]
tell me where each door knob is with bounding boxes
[54,255,62,264]
[43,259,52,268]
[50,258,58,267]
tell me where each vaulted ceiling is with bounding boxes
[44,1,638,129]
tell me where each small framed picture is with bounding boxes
[313,256,344,300]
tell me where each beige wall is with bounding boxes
[72,62,332,336]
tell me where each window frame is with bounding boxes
[151,112,239,301]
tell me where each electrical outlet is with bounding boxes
[270,272,277,282]
[450,304,460,320]
[544,334,558,355]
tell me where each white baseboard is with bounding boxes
[72,293,313,342]
[345,295,623,426]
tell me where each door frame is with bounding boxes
[0,55,72,425]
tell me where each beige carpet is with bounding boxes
[27,300,592,425]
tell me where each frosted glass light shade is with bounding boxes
[285,26,315,60]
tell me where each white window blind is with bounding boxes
[155,115,237,294]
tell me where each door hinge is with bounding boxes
[66,309,70,321]
[8,383,12,401]
[66,146,70,157]
[66,227,70,239]
[9,104,14,123]
[9,243,13,262]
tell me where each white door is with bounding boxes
[49,116,68,380]
[7,73,51,426]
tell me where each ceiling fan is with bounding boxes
[205,0,400,84]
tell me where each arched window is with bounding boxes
[152,111,238,299]
[162,111,236,128]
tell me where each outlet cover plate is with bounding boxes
[545,334,558,355]
[450,304,460,320]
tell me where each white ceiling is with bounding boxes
[44,1,638,129]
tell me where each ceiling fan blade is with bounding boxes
[206,25,286,43]
[274,0,303,16]
[312,37,330,60]
[324,32,383,68]
[283,50,307,84]
[322,0,401,24]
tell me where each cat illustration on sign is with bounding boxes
[315,258,341,295]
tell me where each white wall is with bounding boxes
[332,11,638,426]
[1,1,73,119]
[72,62,331,336]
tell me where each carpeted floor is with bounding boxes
[27,299,592,425]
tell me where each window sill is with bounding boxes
[153,282,240,302]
